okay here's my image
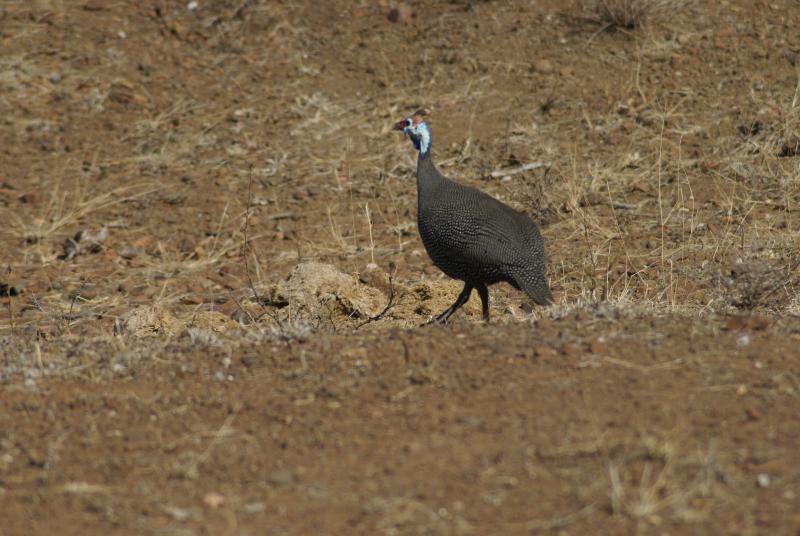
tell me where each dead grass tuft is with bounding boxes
[582,0,689,29]
[609,441,720,525]
[714,254,800,311]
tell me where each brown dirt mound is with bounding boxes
[258,262,484,330]
[119,306,237,338]
[266,261,388,321]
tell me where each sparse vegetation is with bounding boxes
[583,0,689,29]
[1,0,799,534]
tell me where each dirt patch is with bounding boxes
[2,0,800,533]
[267,261,388,321]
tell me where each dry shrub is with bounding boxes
[756,105,800,158]
[584,0,686,29]
[736,58,800,160]
[715,255,799,311]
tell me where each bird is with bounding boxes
[393,109,554,323]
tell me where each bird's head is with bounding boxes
[393,109,431,155]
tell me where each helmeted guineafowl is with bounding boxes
[393,109,554,323]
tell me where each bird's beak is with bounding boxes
[392,119,407,131]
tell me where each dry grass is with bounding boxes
[2,3,800,534]
[608,440,720,525]
[582,0,691,29]
[2,0,800,341]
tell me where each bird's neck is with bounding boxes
[412,122,431,155]
[416,151,447,194]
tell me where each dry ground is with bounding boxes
[2,0,800,534]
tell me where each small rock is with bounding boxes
[533,345,557,359]
[359,264,392,297]
[242,502,265,514]
[387,3,412,23]
[75,286,98,300]
[216,299,239,315]
[119,246,139,259]
[0,283,21,297]
[423,265,439,275]
[0,453,14,472]
[108,79,149,107]
[117,281,132,293]
[231,308,256,325]
[532,59,554,74]
[588,337,606,354]
[203,492,225,508]
[59,227,108,261]
[118,305,184,337]
[163,505,193,521]
[18,189,47,205]
[756,473,770,488]
[268,468,294,486]
[132,236,153,249]
[82,0,107,11]
[181,283,205,305]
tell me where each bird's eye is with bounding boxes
[405,118,412,127]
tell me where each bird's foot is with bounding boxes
[420,316,447,327]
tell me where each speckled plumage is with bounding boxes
[395,112,553,323]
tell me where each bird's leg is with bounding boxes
[476,283,490,321]
[427,283,473,325]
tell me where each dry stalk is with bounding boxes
[241,165,284,329]
[354,268,398,330]
[657,116,666,267]
[365,202,376,265]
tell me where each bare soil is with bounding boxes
[2,0,800,534]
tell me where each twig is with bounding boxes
[265,211,300,221]
[6,295,14,336]
[242,164,266,309]
[581,201,601,302]
[182,409,238,479]
[241,165,284,328]
[526,503,596,531]
[231,296,257,325]
[490,162,549,178]
[65,281,87,329]
[365,203,375,265]
[354,272,396,330]
[657,116,666,265]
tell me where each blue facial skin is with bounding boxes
[404,127,422,151]
[403,120,429,154]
